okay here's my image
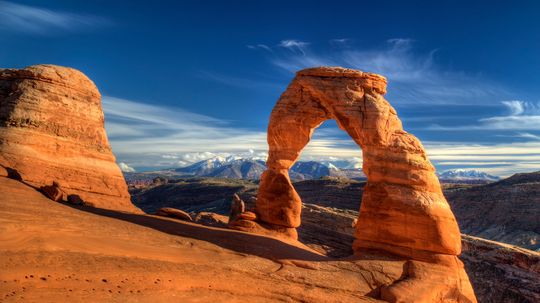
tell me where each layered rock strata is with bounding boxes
[0,64,138,213]
[230,66,476,302]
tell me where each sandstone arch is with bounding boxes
[237,67,462,261]
[228,67,477,301]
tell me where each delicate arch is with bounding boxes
[256,67,461,260]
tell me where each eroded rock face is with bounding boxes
[0,64,138,213]
[236,66,475,302]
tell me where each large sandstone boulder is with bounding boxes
[230,66,476,302]
[0,64,138,213]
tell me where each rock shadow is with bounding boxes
[64,203,330,263]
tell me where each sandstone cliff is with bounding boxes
[0,65,137,213]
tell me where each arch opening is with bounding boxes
[232,67,462,261]
[282,120,365,257]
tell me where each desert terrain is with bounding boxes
[0,175,428,303]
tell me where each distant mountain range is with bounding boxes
[125,157,500,183]
[437,169,500,183]
[125,156,366,182]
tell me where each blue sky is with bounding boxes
[1,0,540,176]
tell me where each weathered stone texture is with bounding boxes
[0,64,138,213]
[233,66,476,302]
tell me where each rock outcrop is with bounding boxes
[155,207,193,221]
[461,235,540,302]
[0,64,138,213]
[230,67,476,302]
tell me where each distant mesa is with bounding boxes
[0,64,139,213]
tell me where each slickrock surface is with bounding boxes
[130,177,540,302]
[0,65,137,213]
[228,67,474,301]
[0,176,465,303]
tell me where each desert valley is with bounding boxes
[0,63,538,303]
[1,1,540,303]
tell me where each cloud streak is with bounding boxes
[102,96,540,178]
[103,97,366,169]
[430,101,540,131]
[278,39,309,55]
[0,1,109,34]
[248,38,510,106]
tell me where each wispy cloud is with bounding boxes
[329,38,350,46]
[248,38,509,105]
[0,1,110,34]
[430,101,540,131]
[246,44,272,52]
[198,70,281,89]
[424,141,540,177]
[103,97,369,169]
[102,96,540,177]
[515,132,540,140]
[278,39,309,55]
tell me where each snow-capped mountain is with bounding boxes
[127,156,500,184]
[203,158,267,179]
[291,161,335,179]
[173,156,228,175]
[437,169,500,183]
[143,156,366,180]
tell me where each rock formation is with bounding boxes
[0,64,138,213]
[230,66,476,302]
[129,176,539,302]
[155,207,193,221]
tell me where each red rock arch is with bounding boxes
[254,67,461,260]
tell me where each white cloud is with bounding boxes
[502,100,540,115]
[502,100,525,115]
[477,116,540,130]
[424,141,540,177]
[0,1,109,34]
[246,44,272,52]
[264,38,508,105]
[102,96,540,177]
[478,101,540,130]
[430,101,540,131]
[118,162,136,173]
[516,132,540,140]
[102,97,373,170]
[278,39,309,55]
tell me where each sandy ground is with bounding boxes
[0,176,407,302]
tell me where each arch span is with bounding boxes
[229,67,477,302]
[253,67,461,260]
